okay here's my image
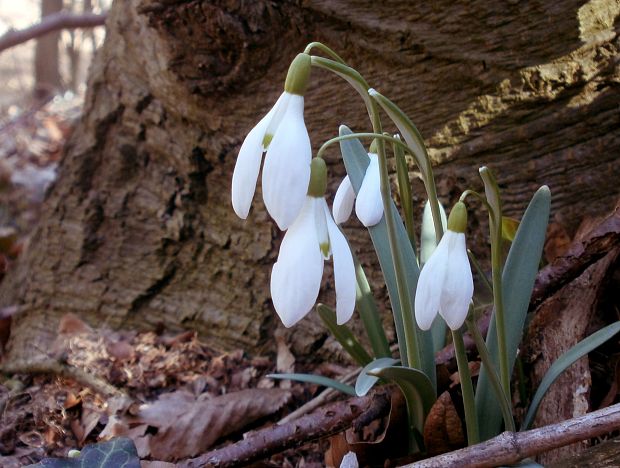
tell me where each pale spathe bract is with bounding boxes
[271,196,356,327]
[231,91,311,230]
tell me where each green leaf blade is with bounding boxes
[522,321,620,430]
[268,373,356,396]
[355,357,399,396]
[476,186,551,440]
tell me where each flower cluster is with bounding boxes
[231,51,474,334]
[232,56,356,327]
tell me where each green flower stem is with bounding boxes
[451,328,479,445]
[394,136,417,251]
[467,249,493,296]
[465,316,515,432]
[462,181,510,396]
[366,90,444,244]
[311,56,422,371]
[370,99,422,372]
[490,226,509,395]
[303,42,346,64]
[317,132,412,161]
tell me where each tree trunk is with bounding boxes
[3,0,620,363]
[34,0,64,98]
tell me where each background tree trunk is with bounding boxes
[3,0,619,367]
[34,0,64,98]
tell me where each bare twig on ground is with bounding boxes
[0,12,107,54]
[532,203,620,306]
[0,358,128,401]
[179,390,390,468]
[405,403,620,468]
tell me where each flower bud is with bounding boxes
[284,53,312,96]
[447,201,468,233]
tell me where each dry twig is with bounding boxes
[405,403,620,467]
[179,390,390,468]
[0,12,107,54]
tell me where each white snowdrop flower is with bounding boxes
[414,201,474,331]
[231,53,312,230]
[332,153,383,227]
[271,159,356,327]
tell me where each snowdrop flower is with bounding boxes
[333,152,383,227]
[414,201,473,331]
[271,158,356,327]
[231,53,312,230]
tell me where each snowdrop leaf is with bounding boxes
[339,126,436,387]
[355,357,399,396]
[369,365,436,451]
[522,321,620,430]
[268,373,356,396]
[394,137,416,250]
[317,304,372,366]
[354,259,392,358]
[368,365,435,417]
[476,186,551,440]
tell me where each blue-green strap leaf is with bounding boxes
[522,321,620,430]
[353,259,392,358]
[268,373,356,396]
[476,186,551,440]
[355,357,399,396]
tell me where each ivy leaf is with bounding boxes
[27,437,140,468]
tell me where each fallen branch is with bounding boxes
[0,11,107,54]
[531,202,620,306]
[179,390,390,468]
[405,403,620,467]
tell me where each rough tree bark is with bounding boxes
[3,0,619,365]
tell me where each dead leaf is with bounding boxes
[423,391,465,456]
[131,388,291,460]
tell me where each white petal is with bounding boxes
[324,201,356,325]
[414,232,450,330]
[355,154,383,227]
[271,197,323,327]
[438,232,473,331]
[314,197,330,259]
[231,101,279,219]
[263,92,291,143]
[262,94,311,230]
[333,176,356,225]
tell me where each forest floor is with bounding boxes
[0,97,339,467]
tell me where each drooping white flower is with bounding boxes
[414,202,473,331]
[332,153,383,227]
[231,54,312,230]
[270,195,356,327]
